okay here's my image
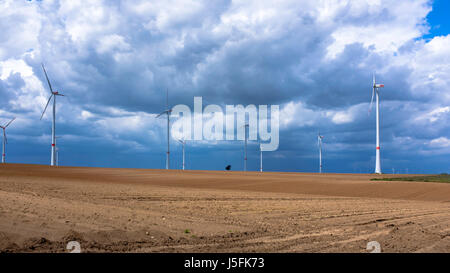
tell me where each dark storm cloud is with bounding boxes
[0,74,22,104]
[0,0,448,173]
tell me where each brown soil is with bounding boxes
[1,163,449,253]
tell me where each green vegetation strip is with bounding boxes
[371,174,450,183]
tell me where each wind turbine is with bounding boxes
[244,123,249,171]
[1,117,16,163]
[40,63,64,166]
[156,89,172,169]
[178,139,186,170]
[318,132,324,173]
[369,73,384,174]
[259,141,263,173]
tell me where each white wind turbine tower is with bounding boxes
[156,89,172,169]
[259,141,263,173]
[318,132,324,173]
[40,63,65,166]
[369,73,385,174]
[1,117,16,163]
[178,139,186,170]
[244,123,249,171]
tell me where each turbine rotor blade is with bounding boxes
[41,63,54,93]
[4,117,15,128]
[40,95,53,120]
[156,111,167,118]
[3,130,7,144]
[369,86,375,114]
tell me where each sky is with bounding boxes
[0,0,449,174]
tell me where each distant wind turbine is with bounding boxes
[244,123,249,171]
[318,132,324,173]
[1,117,16,163]
[259,141,263,173]
[156,89,172,169]
[40,63,64,166]
[369,73,385,174]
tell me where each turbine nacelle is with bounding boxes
[369,73,385,114]
[318,132,324,142]
[317,133,324,147]
[1,117,16,129]
[40,64,65,120]
[156,109,172,118]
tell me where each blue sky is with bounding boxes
[0,0,449,174]
[425,0,450,38]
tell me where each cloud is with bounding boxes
[415,106,450,123]
[280,101,321,128]
[325,0,430,59]
[96,34,131,55]
[328,110,354,124]
[429,137,450,148]
[0,0,448,172]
